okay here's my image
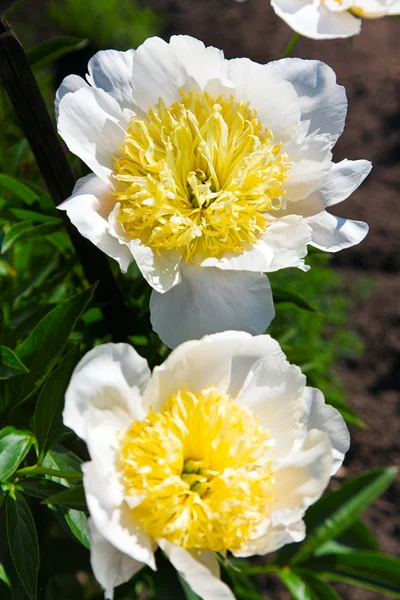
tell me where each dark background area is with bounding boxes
[4,0,400,597]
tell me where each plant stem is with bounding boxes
[0,18,131,342]
[281,32,301,58]
[16,465,82,480]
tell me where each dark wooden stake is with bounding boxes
[0,19,130,342]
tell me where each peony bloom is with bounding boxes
[270,0,400,39]
[56,36,370,347]
[63,331,349,600]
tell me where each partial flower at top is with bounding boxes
[63,332,350,600]
[270,0,400,39]
[56,36,370,348]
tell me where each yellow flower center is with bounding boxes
[113,90,291,261]
[118,387,275,552]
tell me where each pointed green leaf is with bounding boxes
[300,574,340,600]
[0,562,11,589]
[28,36,89,70]
[44,485,86,509]
[300,552,400,598]
[278,569,313,600]
[279,467,397,565]
[1,221,62,253]
[11,285,96,407]
[64,509,90,549]
[0,347,29,380]
[35,343,80,462]
[0,427,33,481]
[272,286,319,313]
[0,174,39,204]
[6,492,39,600]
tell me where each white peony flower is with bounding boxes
[271,0,400,39]
[63,331,349,600]
[56,36,370,348]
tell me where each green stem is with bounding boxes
[16,465,82,480]
[238,564,279,575]
[281,32,301,58]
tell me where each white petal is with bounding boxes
[159,542,235,600]
[58,174,132,272]
[149,264,274,348]
[307,210,369,252]
[316,159,372,208]
[201,215,311,273]
[57,86,127,182]
[271,0,361,40]
[235,355,306,456]
[108,204,182,292]
[268,57,348,145]
[55,74,88,120]
[84,462,156,569]
[131,37,198,111]
[145,332,286,413]
[227,58,301,141]
[285,134,333,202]
[90,518,143,600]
[87,49,136,110]
[63,343,150,443]
[169,36,230,90]
[301,387,350,475]
[238,429,332,557]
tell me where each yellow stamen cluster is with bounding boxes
[118,387,275,552]
[113,90,291,260]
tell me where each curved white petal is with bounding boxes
[57,86,128,182]
[58,174,132,272]
[145,332,287,413]
[300,387,350,475]
[201,215,311,273]
[307,211,369,252]
[235,429,332,556]
[55,74,88,120]
[227,58,301,141]
[108,204,182,292]
[87,49,136,111]
[268,57,347,146]
[235,355,306,456]
[90,518,143,600]
[169,36,230,90]
[159,542,235,600]
[316,159,372,208]
[63,343,150,443]
[149,264,274,348]
[84,462,156,569]
[271,0,361,40]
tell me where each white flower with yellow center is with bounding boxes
[63,331,349,600]
[270,0,400,39]
[56,36,370,348]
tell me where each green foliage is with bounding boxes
[47,0,162,50]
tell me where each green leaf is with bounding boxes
[0,174,39,205]
[44,485,86,509]
[300,574,340,600]
[0,562,11,589]
[0,427,33,481]
[11,285,95,407]
[300,552,400,598]
[35,344,80,462]
[0,346,29,380]
[1,221,62,253]
[28,36,89,70]
[42,446,89,547]
[64,509,90,549]
[272,286,319,313]
[18,478,65,500]
[278,569,313,600]
[279,467,397,565]
[6,492,39,600]
[9,207,60,224]
[316,519,379,555]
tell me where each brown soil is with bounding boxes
[144,1,400,598]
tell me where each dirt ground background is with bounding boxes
[143,1,400,598]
